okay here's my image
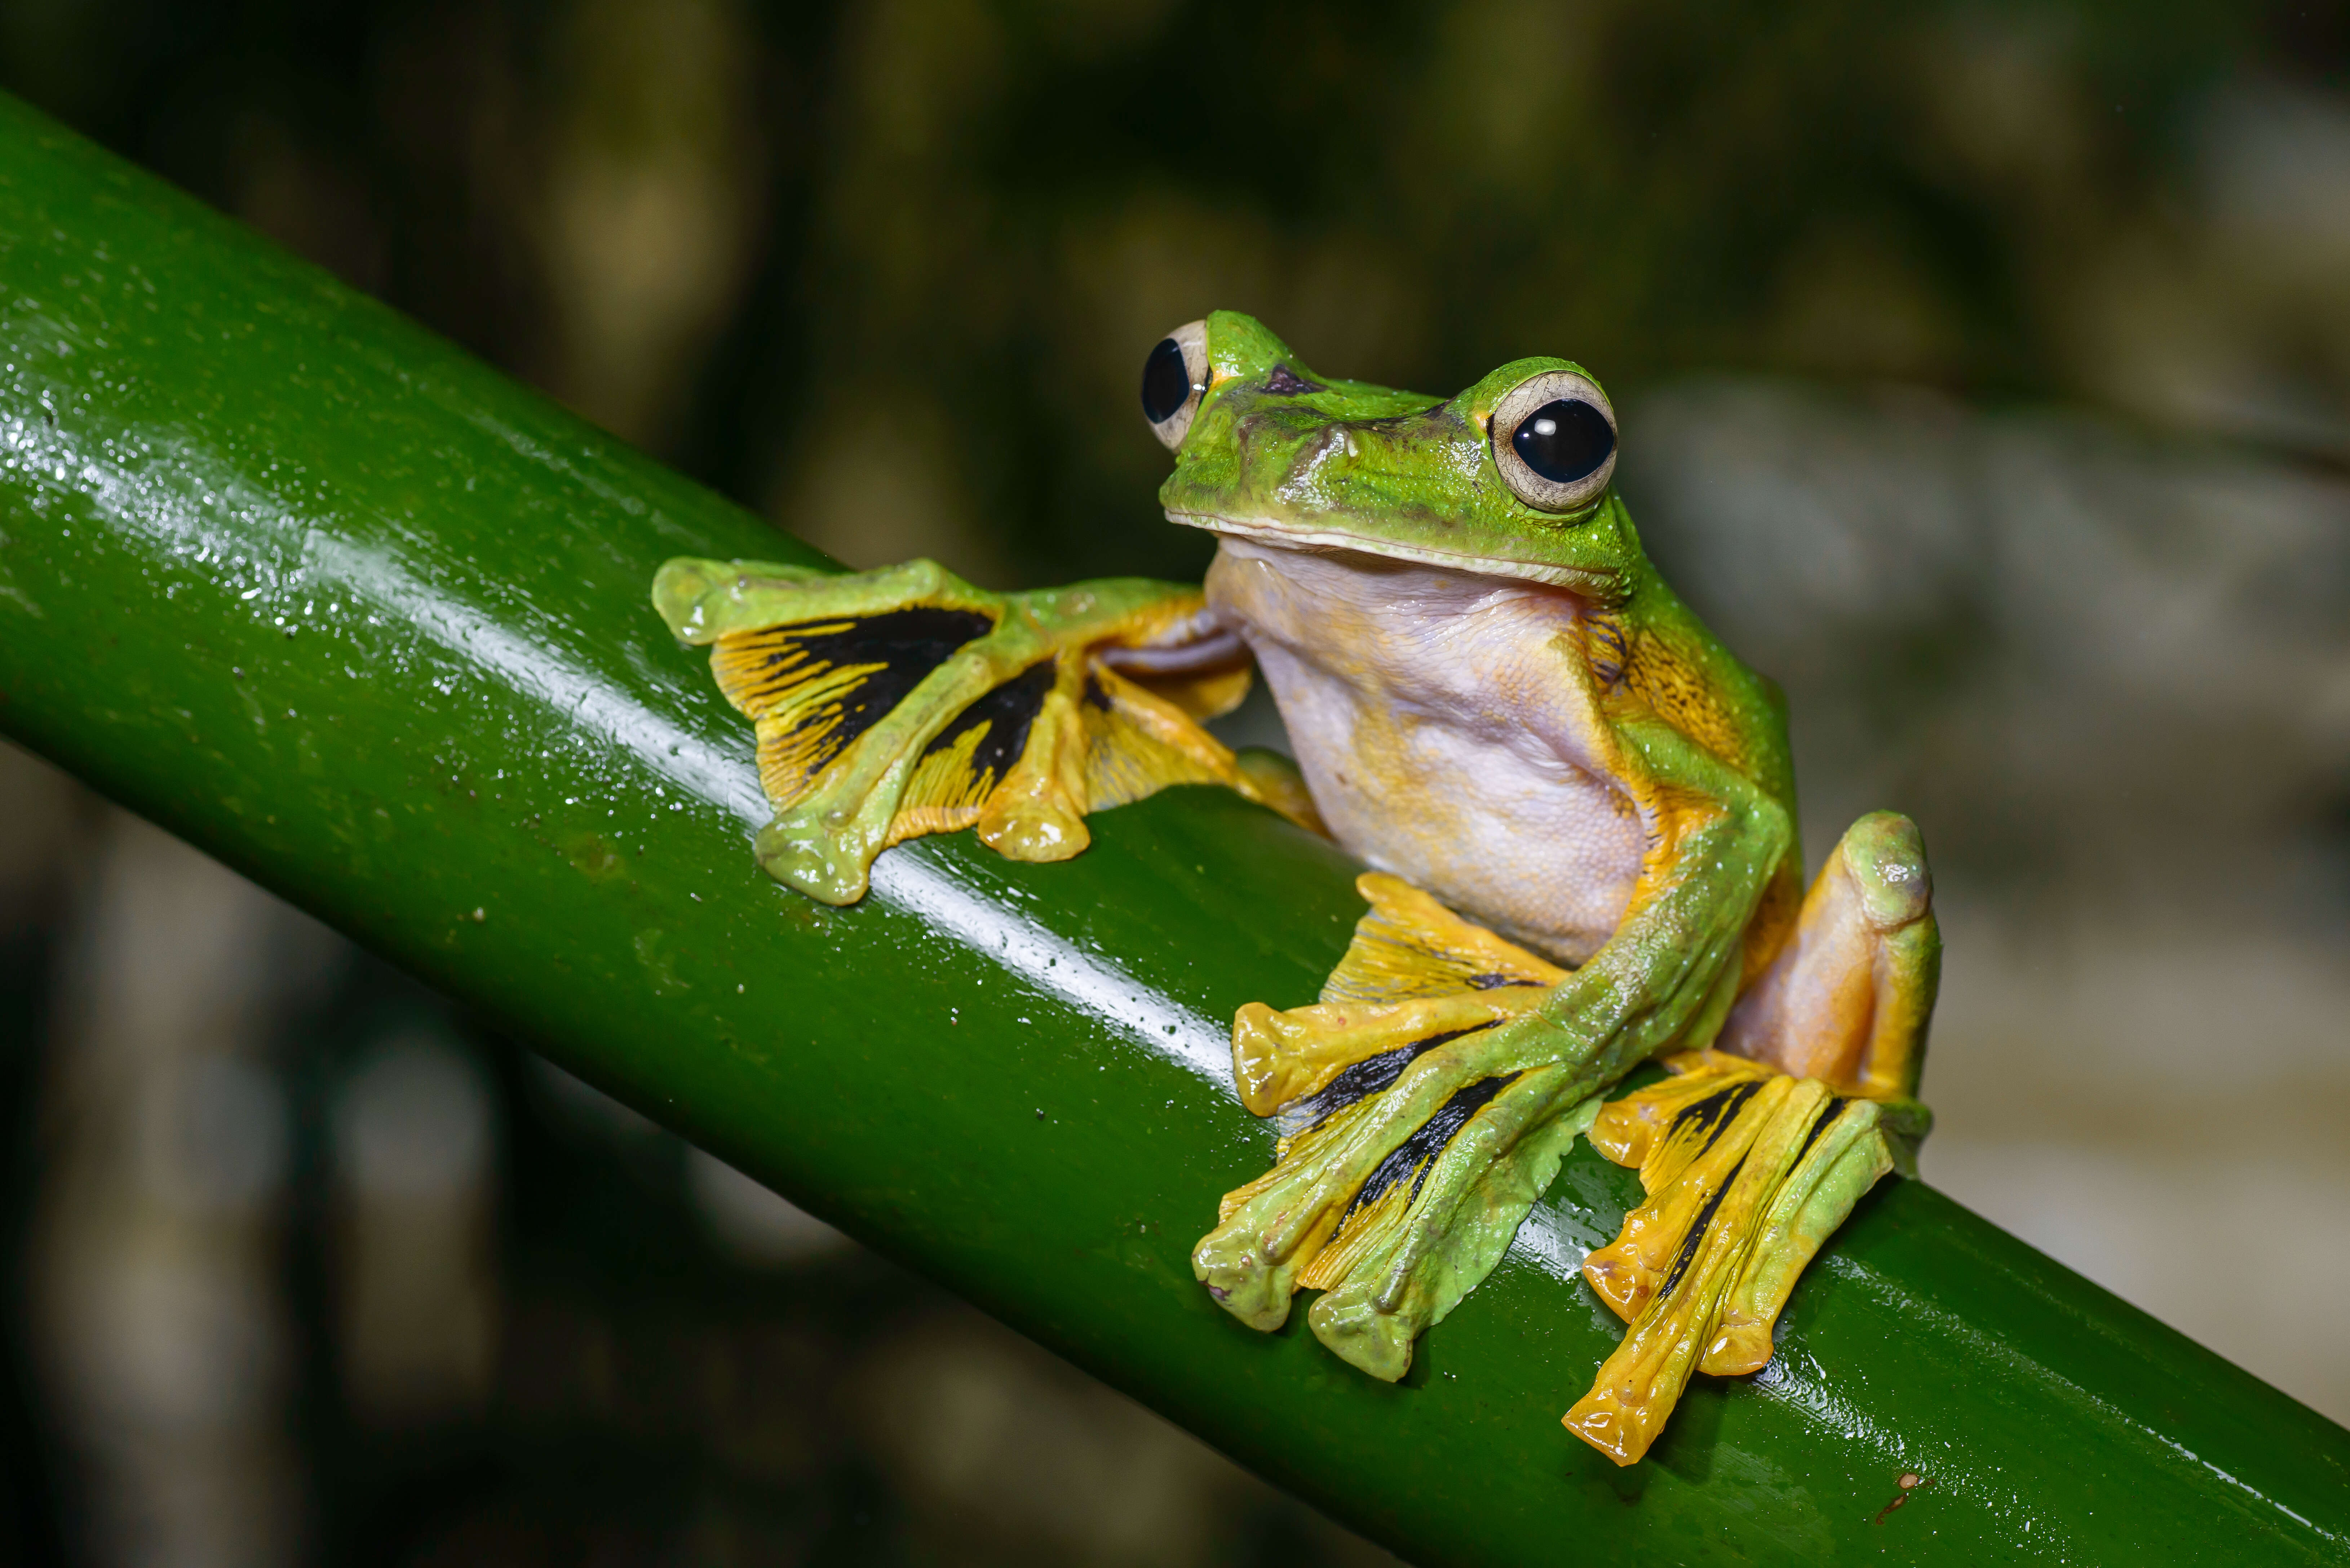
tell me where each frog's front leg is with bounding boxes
[1193,719,1791,1382]
[653,556,1291,902]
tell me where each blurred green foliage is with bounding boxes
[4,0,2339,589]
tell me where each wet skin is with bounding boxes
[653,310,1939,1465]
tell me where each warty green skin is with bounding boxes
[0,93,2345,1566]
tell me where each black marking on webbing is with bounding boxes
[1334,1071,1524,1231]
[921,660,1056,784]
[1668,1079,1765,1154]
[1466,972,1544,991]
[1791,1095,1848,1167]
[1284,1025,1495,1132]
[744,606,996,775]
[1081,671,1115,711]
[1656,1151,1750,1302]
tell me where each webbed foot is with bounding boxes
[653,556,1304,902]
[1565,811,1938,1465]
[1563,1051,1924,1463]
[1192,873,1599,1378]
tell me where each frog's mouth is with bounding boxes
[1165,510,1622,600]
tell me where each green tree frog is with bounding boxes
[652,311,1937,1466]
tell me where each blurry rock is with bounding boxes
[0,740,85,927]
[2062,76,2350,454]
[33,814,315,1567]
[333,1035,500,1427]
[154,1054,289,1214]
[1628,377,2350,894]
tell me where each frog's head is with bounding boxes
[1145,310,1641,602]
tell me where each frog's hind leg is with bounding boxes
[1194,873,1596,1377]
[1716,808,1939,1101]
[1562,810,1938,1465]
[654,556,1300,903]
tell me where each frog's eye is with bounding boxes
[1491,369,1617,513]
[1142,319,1210,450]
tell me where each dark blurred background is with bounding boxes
[1,1,2347,1562]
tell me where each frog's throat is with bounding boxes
[1165,509,1623,601]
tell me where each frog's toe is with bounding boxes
[653,555,959,647]
[1302,1065,1597,1380]
[1561,1050,1923,1466]
[1194,1035,1506,1343]
[1699,1099,1912,1376]
[744,637,1086,903]
[1192,1235,1295,1332]
[1194,1020,1597,1380]
[1198,872,1596,1369]
[1229,991,1548,1118]
[753,816,871,906]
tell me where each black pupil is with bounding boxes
[1141,337,1194,425]
[1510,398,1615,487]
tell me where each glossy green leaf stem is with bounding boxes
[0,94,2343,1567]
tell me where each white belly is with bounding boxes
[1204,539,1643,965]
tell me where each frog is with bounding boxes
[651,310,1937,1467]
